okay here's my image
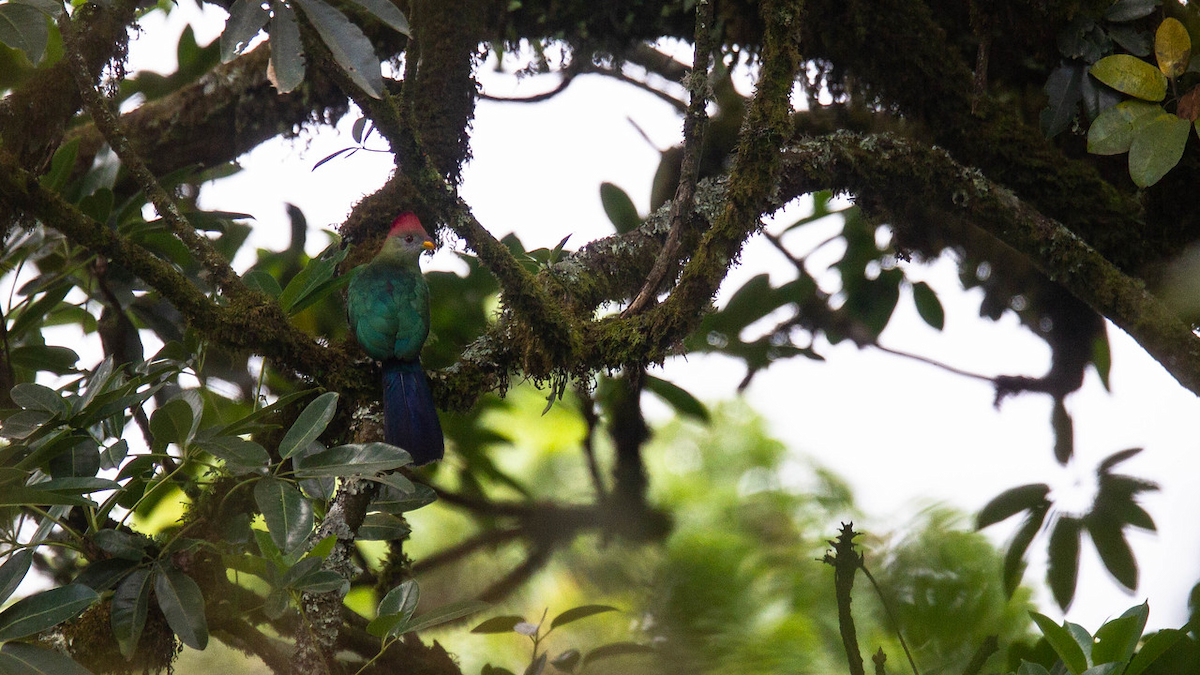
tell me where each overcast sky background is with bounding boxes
[108,2,1200,632]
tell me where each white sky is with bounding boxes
[109,1,1200,634]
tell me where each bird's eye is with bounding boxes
[405,235,414,243]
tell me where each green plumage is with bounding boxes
[346,258,430,362]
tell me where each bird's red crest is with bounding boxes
[388,212,428,238]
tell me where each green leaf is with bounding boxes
[550,605,618,630]
[356,512,411,541]
[149,398,196,452]
[288,569,346,594]
[110,569,152,658]
[1090,54,1168,101]
[1004,506,1047,597]
[0,642,93,675]
[343,0,409,35]
[0,485,92,507]
[1125,629,1183,675]
[242,269,283,297]
[199,436,271,472]
[268,1,305,92]
[292,0,382,97]
[1154,17,1190,78]
[643,375,709,423]
[1106,0,1160,22]
[0,3,49,64]
[153,565,208,650]
[1087,516,1138,590]
[1079,664,1124,675]
[294,442,412,477]
[1041,63,1084,138]
[277,243,348,313]
[38,138,80,193]
[581,642,656,666]
[599,182,641,234]
[976,483,1051,529]
[73,558,138,592]
[0,551,33,606]
[371,479,436,513]
[10,384,67,415]
[525,652,547,675]
[94,530,149,560]
[396,599,489,635]
[376,579,419,626]
[1092,602,1148,665]
[278,392,339,460]
[0,584,99,641]
[1052,397,1073,464]
[7,346,78,375]
[471,615,525,634]
[253,477,314,554]
[911,281,944,330]
[1030,612,1089,675]
[1018,662,1053,675]
[1090,332,1112,391]
[1128,112,1190,187]
[1047,516,1082,610]
[220,0,270,63]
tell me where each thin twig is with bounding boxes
[860,563,920,675]
[625,0,713,315]
[575,384,608,500]
[57,13,244,298]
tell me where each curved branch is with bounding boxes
[778,132,1200,397]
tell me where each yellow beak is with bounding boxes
[422,240,435,251]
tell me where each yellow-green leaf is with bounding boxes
[1155,17,1191,78]
[1090,54,1168,101]
[1088,101,1163,155]
[1128,113,1191,187]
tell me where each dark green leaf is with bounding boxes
[199,436,271,472]
[550,605,618,630]
[371,479,436,513]
[0,642,93,675]
[1087,516,1138,590]
[220,0,270,63]
[1030,612,1089,675]
[94,530,149,560]
[551,649,581,673]
[377,579,419,626]
[582,642,656,666]
[1107,24,1153,57]
[344,0,409,34]
[398,600,489,634]
[0,411,51,440]
[292,0,382,96]
[910,281,944,330]
[277,244,347,313]
[1090,332,1112,391]
[34,477,120,494]
[242,269,283,297]
[470,615,525,634]
[288,569,346,594]
[482,665,518,675]
[1128,112,1190,187]
[294,442,412,477]
[286,273,353,316]
[1079,664,1123,675]
[268,1,306,92]
[153,565,208,650]
[278,392,339,460]
[0,486,91,507]
[1047,516,1082,610]
[253,477,314,554]
[525,652,547,675]
[38,138,79,193]
[218,388,319,437]
[10,384,66,415]
[977,483,1051,529]
[6,346,78,375]
[599,182,640,234]
[73,558,138,591]
[0,551,33,606]
[1106,0,1160,22]
[99,440,129,471]
[1004,506,1047,597]
[356,512,411,541]
[1099,447,1143,473]
[149,398,195,452]
[1092,602,1148,665]
[1052,397,1073,464]
[46,437,100,479]
[111,569,152,658]
[1125,629,1183,675]
[1018,662,1053,675]
[0,584,99,641]
[1041,63,1084,137]
[0,3,48,64]
[643,376,709,423]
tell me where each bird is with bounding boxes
[346,212,444,464]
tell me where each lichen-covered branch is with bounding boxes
[777,132,1200,397]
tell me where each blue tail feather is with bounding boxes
[383,360,444,465]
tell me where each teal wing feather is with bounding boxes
[347,262,430,362]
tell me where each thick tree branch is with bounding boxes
[777,132,1200,397]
